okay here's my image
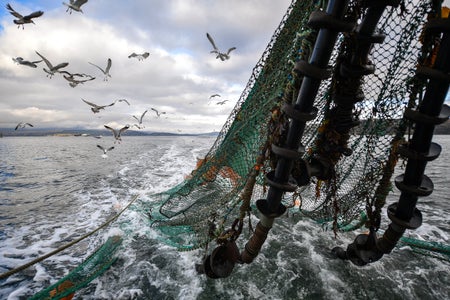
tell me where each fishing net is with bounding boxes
[138,0,446,253]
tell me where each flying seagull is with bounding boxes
[150,107,166,118]
[15,122,33,130]
[216,100,230,105]
[63,0,88,14]
[209,94,221,99]
[97,144,114,158]
[132,110,148,129]
[6,3,44,29]
[35,51,69,78]
[61,71,95,87]
[206,33,236,61]
[12,57,43,68]
[81,98,115,113]
[115,99,131,106]
[128,52,150,61]
[104,125,129,143]
[88,58,112,81]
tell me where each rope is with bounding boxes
[0,193,140,280]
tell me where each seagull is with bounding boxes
[81,98,115,113]
[150,107,166,118]
[128,52,150,61]
[97,144,114,158]
[15,122,33,130]
[88,58,112,81]
[216,100,230,105]
[206,33,236,61]
[12,57,43,68]
[104,125,129,143]
[61,71,95,87]
[132,110,148,129]
[6,3,44,29]
[115,99,131,106]
[35,51,69,78]
[209,94,221,99]
[62,0,88,14]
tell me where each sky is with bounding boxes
[0,0,292,134]
[1,1,448,134]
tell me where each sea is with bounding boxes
[0,135,449,300]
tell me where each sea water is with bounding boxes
[0,135,449,299]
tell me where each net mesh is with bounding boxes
[136,0,444,251]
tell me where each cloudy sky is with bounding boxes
[0,0,292,133]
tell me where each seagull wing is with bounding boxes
[97,144,105,152]
[35,51,53,69]
[24,10,44,20]
[25,123,34,127]
[150,107,159,116]
[104,125,118,138]
[31,59,43,64]
[53,62,69,71]
[117,99,130,105]
[14,122,23,130]
[128,53,137,58]
[74,0,88,8]
[206,33,219,51]
[6,4,23,19]
[88,61,105,74]
[119,125,129,135]
[105,58,112,73]
[226,47,236,55]
[132,115,140,122]
[142,52,150,59]
[81,98,99,108]
[107,146,115,152]
[140,110,148,122]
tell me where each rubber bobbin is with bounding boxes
[396,142,441,161]
[387,203,423,230]
[416,66,450,83]
[340,61,375,78]
[394,174,434,197]
[294,60,332,80]
[265,170,297,192]
[404,105,450,125]
[333,92,365,106]
[271,144,304,160]
[307,10,355,32]
[281,103,318,122]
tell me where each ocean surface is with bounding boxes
[0,135,449,300]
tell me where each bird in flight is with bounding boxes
[104,125,129,143]
[12,57,43,68]
[115,99,131,106]
[81,98,115,113]
[132,110,148,129]
[35,51,69,78]
[6,3,44,29]
[206,33,236,61]
[216,100,230,105]
[89,58,112,81]
[61,71,95,87]
[97,144,114,158]
[209,94,221,99]
[15,122,33,130]
[63,0,88,14]
[128,52,150,61]
[150,107,166,118]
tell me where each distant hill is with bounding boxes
[0,128,219,137]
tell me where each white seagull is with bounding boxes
[97,144,114,158]
[81,98,115,113]
[6,3,44,29]
[15,122,34,130]
[104,125,129,143]
[88,58,112,81]
[216,100,230,105]
[62,0,88,14]
[128,52,150,61]
[35,51,69,78]
[150,107,166,118]
[61,71,95,87]
[12,57,43,68]
[115,99,131,106]
[132,110,148,129]
[206,33,236,61]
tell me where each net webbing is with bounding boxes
[135,0,446,253]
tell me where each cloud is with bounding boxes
[0,0,292,133]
